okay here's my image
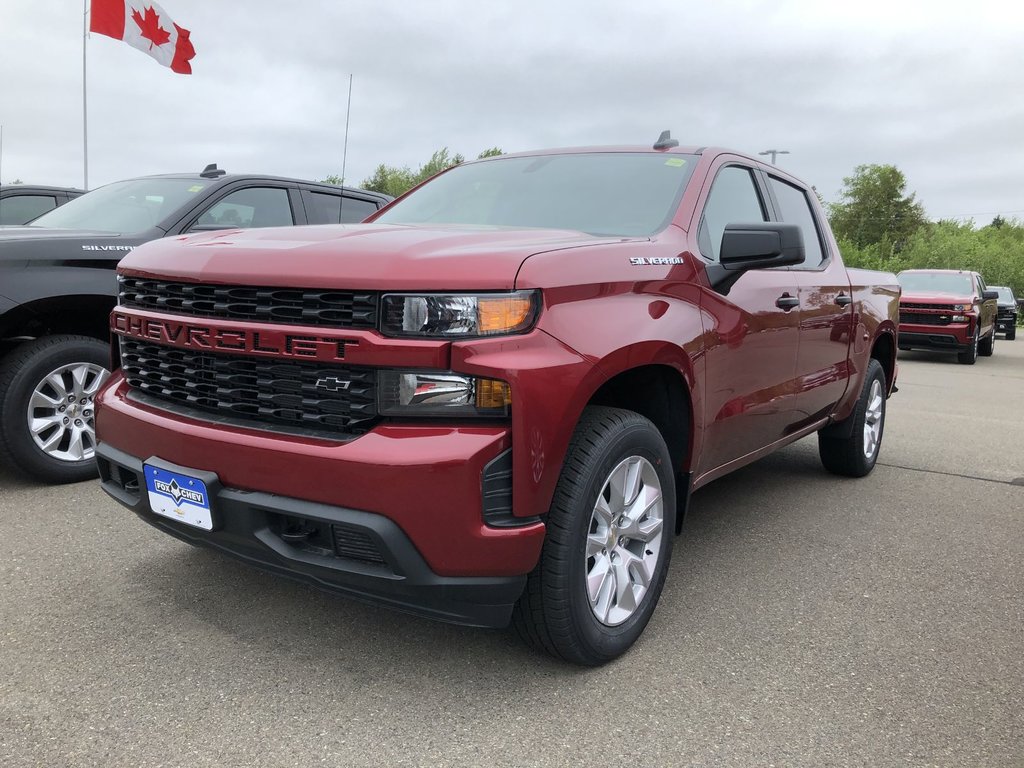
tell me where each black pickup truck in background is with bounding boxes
[0,185,84,225]
[0,165,392,483]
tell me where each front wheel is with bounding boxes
[979,330,995,357]
[0,335,110,483]
[1007,325,1016,341]
[513,406,676,665]
[818,358,887,478]
[958,328,979,365]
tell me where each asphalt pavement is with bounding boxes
[2,338,1022,767]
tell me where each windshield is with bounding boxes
[374,152,698,237]
[30,178,212,233]
[897,272,974,296]
[994,287,1015,303]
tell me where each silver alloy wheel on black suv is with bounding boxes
[0,335,111,483]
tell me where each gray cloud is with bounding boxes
[1,0,1022,222]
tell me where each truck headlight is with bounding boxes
[953,304,966,312]
[378,371,511,417]
[379,291,538,338]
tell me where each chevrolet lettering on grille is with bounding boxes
[111,310,358,361]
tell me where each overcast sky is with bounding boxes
[1,0,1022,222]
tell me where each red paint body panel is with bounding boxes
[96,375,544,577]
[96,145,900,595]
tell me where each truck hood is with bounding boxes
[119,223,634,290]
[899,292,974,304]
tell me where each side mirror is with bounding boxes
[982,290,999,301]
[707,223,805,294]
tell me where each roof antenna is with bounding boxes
[200,163,226,178]
[653,130,679,150]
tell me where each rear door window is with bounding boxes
[305,192,380,224]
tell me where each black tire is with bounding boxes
[979,330,995,357]
[1007,326,1016,341]
[512,406,676,666]
[0,335,110,484]
[957,328,979,365]
[818,358,887,478]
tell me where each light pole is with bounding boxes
[759,149,790,165]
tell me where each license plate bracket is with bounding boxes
[143,459,220,531]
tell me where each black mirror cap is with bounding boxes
[981,289,999,301]
[720,222,805,270]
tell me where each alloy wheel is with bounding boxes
[26,363,109,463]
[585,455,665,626]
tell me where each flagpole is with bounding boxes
[82,0,89,190]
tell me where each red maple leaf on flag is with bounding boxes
[131,6,171,49]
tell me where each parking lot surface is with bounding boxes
[2,341,1022,767]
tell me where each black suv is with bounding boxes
[0,185,84,225]
[991,286,1018,340]
[0,166,391,483]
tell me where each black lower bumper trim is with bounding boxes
[96,442,526,629]
[899,332,970,351]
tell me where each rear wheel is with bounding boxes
[0,336,110,483]
[957,328,979,365]
[513,406,675,665]
[818,359,887,478]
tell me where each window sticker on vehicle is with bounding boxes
[664,158,687,167]
[188,185,204,192]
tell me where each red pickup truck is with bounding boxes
[897,269,999,364]
[95,139,899,664]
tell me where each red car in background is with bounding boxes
[897,269,999,364]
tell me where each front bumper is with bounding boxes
[95,375,547,628]
[898,321,973,352]
[996,314,1017,334]
[96,443,527,628]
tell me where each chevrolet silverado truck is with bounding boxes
[897,269,999,364]
[0,166,391,483]
[0,185,84,225]
[991,286,1018,340]
[94,138,900,664]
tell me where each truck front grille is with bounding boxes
[900,302,957,311]
[120,339,377,437]
[899,312,951,326]
[118,277,379,329]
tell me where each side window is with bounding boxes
[767,177,824,268]
[698,167,767,261]
[305,192,379,224]
[193,187,294,230]
[0,194,58,225]
[340,197,379,223]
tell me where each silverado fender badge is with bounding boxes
[629,257,684,265]
[81,245,135,251]
[315,376,352,392]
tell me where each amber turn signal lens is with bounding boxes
[478,296,535,335]
[475,378,512,410]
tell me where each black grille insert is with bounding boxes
[120,338,377,436]
[119,277,379,329]
[900,312,951,326]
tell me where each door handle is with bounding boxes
[775,293,799,311]
[835,293,853,307]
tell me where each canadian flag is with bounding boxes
[90,0,195,74]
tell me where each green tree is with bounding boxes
[325,147,505,198]
[828,164,926,254]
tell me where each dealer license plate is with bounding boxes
[143,463,214,531]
